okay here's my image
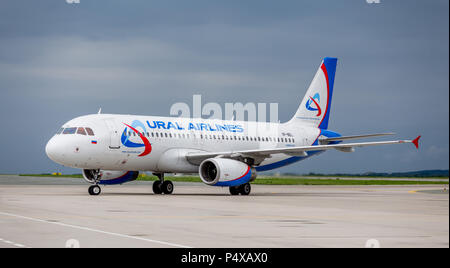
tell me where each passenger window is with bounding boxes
[77,127,87,135]
[85,128,95,136]
[62,127,77,134]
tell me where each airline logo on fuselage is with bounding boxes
[305,93,322,117]
[121,120,152,157]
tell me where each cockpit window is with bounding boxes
[56,128,64,134]
[77,127,87,135]
[85,127,95,136]
[62,127,77,134]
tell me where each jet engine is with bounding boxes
[199,158,256,187]
[82,169,139,185]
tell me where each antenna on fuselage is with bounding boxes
[97,108,102,114]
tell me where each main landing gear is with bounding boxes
[229,183,251,196]
[152,173,174,195]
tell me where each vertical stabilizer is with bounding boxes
[288,57,337,129]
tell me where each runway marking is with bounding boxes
[0,237,29,248]
[0,211,191,248]
[408,190,417,194]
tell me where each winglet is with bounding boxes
[412,135,421,149]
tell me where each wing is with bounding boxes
[319,133,395,142]
[186,135,421,165]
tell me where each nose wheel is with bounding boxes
[152,173,174,195]
[88,185,101,195]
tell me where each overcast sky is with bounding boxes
[0,0,448,175]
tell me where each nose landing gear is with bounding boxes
[87,169,102,196]
[152,173,174,195]
[88,185,101,195]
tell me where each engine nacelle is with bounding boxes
[82,169,139,185]
[199,158,256,187]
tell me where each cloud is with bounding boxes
[0,0,448,174]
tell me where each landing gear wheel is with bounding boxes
[152,180,163,194]
[229,186,240,195]
[239,183,251,195]
[88,185,101,196]
[162,181,174,194]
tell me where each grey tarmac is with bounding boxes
[0,175,448,248]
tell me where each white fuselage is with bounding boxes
[45,114,323,173]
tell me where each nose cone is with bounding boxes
[45,137,64,164]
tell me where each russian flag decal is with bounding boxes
[91,140,97,144]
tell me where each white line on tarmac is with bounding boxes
[0,211,191,248]
[0,237,29,248]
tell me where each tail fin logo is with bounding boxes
[305,93,322,116]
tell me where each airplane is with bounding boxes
[45,57,421,196]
